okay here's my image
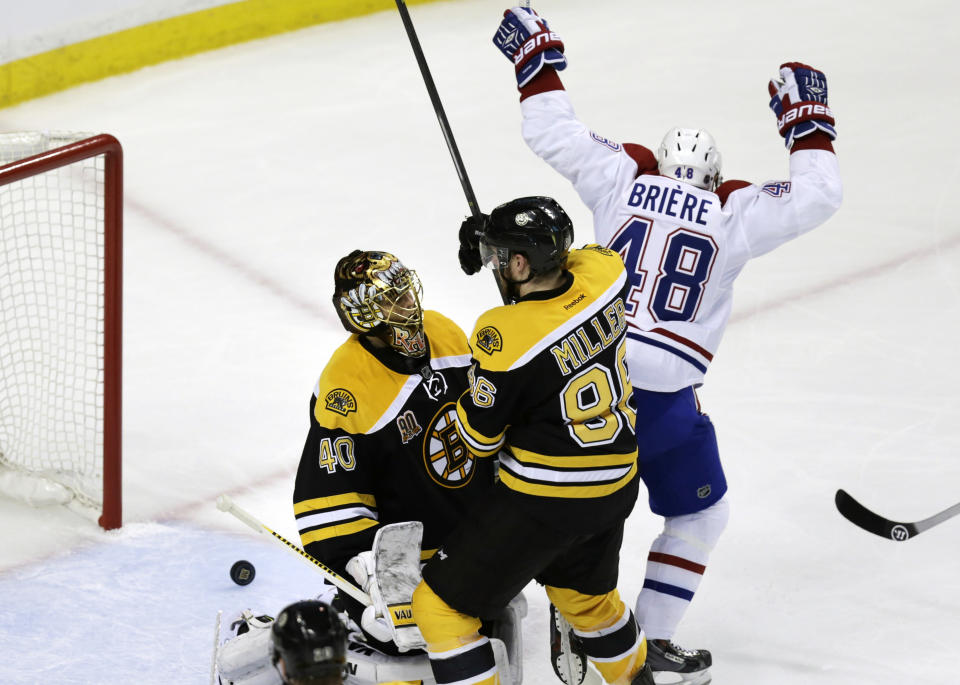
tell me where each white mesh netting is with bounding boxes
[0,131,106,510]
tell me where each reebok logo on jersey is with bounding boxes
[324,388,357,416]
[563,293,585,310]
[475,326,503,355]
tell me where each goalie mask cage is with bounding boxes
[0,132,122,530]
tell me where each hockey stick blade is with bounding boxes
[835,489,960,541]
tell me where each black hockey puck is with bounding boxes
[230,559,256,586]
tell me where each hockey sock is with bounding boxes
[635,497,729,640]
[411,580,499,684]
[547,586,647,685]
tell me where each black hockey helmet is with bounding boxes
[270,600,348,684]
[480,196,574,279]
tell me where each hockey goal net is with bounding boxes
[0,132,122,530]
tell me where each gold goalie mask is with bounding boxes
[332,250,426,357]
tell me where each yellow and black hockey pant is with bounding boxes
[412,580,645,685]
[412,483,647,683]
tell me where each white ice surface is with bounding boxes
[1,1,959,683]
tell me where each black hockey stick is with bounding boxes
[835,489,960,541]
[393,0,509,304]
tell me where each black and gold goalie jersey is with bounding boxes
[293,310,496,579]
[455,246,639,533]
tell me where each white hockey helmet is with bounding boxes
[656,127,723,191]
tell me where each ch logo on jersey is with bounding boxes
[475,326,503,355]
[423,402,475,488]
[761,181,792,198]
[422,370,448,401]
[324,388,357,416]
[590,131,621,151]
[396,410,423,444]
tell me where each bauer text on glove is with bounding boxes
[768,62,836,149]
[493,6,566,88]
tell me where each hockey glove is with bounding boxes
[459,214,488,276]
[493,6,567,88]
[768,62,836,149]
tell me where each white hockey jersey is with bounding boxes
[520,89,842,392]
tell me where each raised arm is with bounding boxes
[492,6,642,213]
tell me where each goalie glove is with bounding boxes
[768,62,836,149]
[345,551,395,645]
[493,6,567,88]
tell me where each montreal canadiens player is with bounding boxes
[485,7,842,684]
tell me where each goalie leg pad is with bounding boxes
[344,639,435,684]
[490,637,513,685]
[486,593,527,685]
[373,521,427,651]
[216,612,276,685]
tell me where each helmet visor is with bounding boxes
[478,238,508,271]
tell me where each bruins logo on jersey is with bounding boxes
[475,326,503,355]
[423,402,475,488]
[584,243,616,257]
[324,388,357,416]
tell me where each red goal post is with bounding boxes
[0,132,122,530]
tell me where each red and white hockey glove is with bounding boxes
[493,6,567,88]
[768,62,836,149]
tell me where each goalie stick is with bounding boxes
[209,609,222,685]
[216,494,372,605]
[835,488,960,541]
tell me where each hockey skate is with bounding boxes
[645,639,711,685]
[549,603,588,684]
[548,603,604,685]
[630,663,655,685]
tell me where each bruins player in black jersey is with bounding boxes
[412,197,654,685]
[293,250,497,660]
